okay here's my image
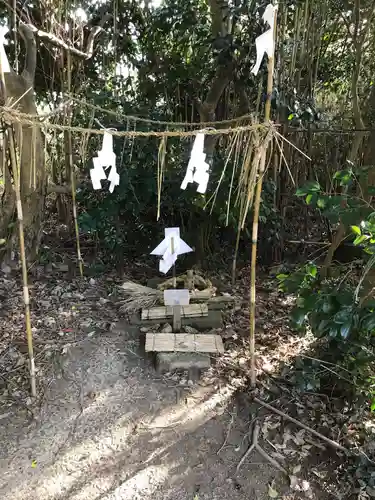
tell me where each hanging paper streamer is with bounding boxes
[151,227,193,274]
[90,157,107,190]
[90,130,119,192]
[0,27,10,73]
[251,3,277,76]
[181,131,210,194]
[97,131,116,168]
[107,165,120,193]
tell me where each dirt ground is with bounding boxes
[1,268,358,500]
[0,324,283,500]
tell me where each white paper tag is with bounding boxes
[164,289,190,306]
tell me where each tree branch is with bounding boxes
[198,62,234,121]
[23,14,111,60]
[19,23,37,85]
[208,0,229,37]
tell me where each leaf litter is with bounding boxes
[0,263,374,499]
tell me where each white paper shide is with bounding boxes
[251,3,277,76]
[151,227,193,274]
[90,131,120,192]
[181,132,210,194]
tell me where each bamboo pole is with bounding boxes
[66,51,83,276]
[0,55,36,397]
[250,7,278,387]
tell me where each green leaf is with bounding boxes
[340,322,351,339]
[371,399,375,412]
[362,314,375,332]
[317,319,329,333]
[322,301,333,313]
[295,180,321,197]
[276,273,289,280]
[333,169,353,184]
[306,264,317,277]
[296,187,308,197]
[329,326,338,337]
[305,180,321,192]
[353,234,368,246]
[317,198,326,209]
[290,308,306,328]
[336,290,354,306]
[339,174,352,186]
[288,113,294,121]
[306,194,313,204]
[351,225,361,236]
[334,308,352,324]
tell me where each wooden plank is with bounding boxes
[208,295,235,304]
[133,309,223,331]
[188,289,214,301]
[145,333,224,354]
[142,304,208,321]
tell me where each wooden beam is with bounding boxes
[141,304,208,321]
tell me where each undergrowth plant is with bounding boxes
[277,167,375,408]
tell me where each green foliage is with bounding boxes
[350,213,375,255]
[278,267,375,397]
[281,169,375,404]
[295,171,373,226]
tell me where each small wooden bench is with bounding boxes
[145,332,224,354]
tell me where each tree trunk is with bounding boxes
[0,25,46,263]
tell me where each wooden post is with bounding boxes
[171,236,181,331]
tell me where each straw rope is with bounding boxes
[1,107,272,138]
[3,95,255,127]
[67,96,254,127]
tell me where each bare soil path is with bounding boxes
[0,326,279,500]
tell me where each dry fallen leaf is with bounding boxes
[289,475,298,490]
[292,464,301,474]
[268,484,278,498]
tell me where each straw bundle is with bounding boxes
[118,281,162,314]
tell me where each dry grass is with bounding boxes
[118,281,162,314]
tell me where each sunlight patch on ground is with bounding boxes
[21,382,234,500]
[148,383,236,432]
[84,465,170,500]
[257,331,316,375]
